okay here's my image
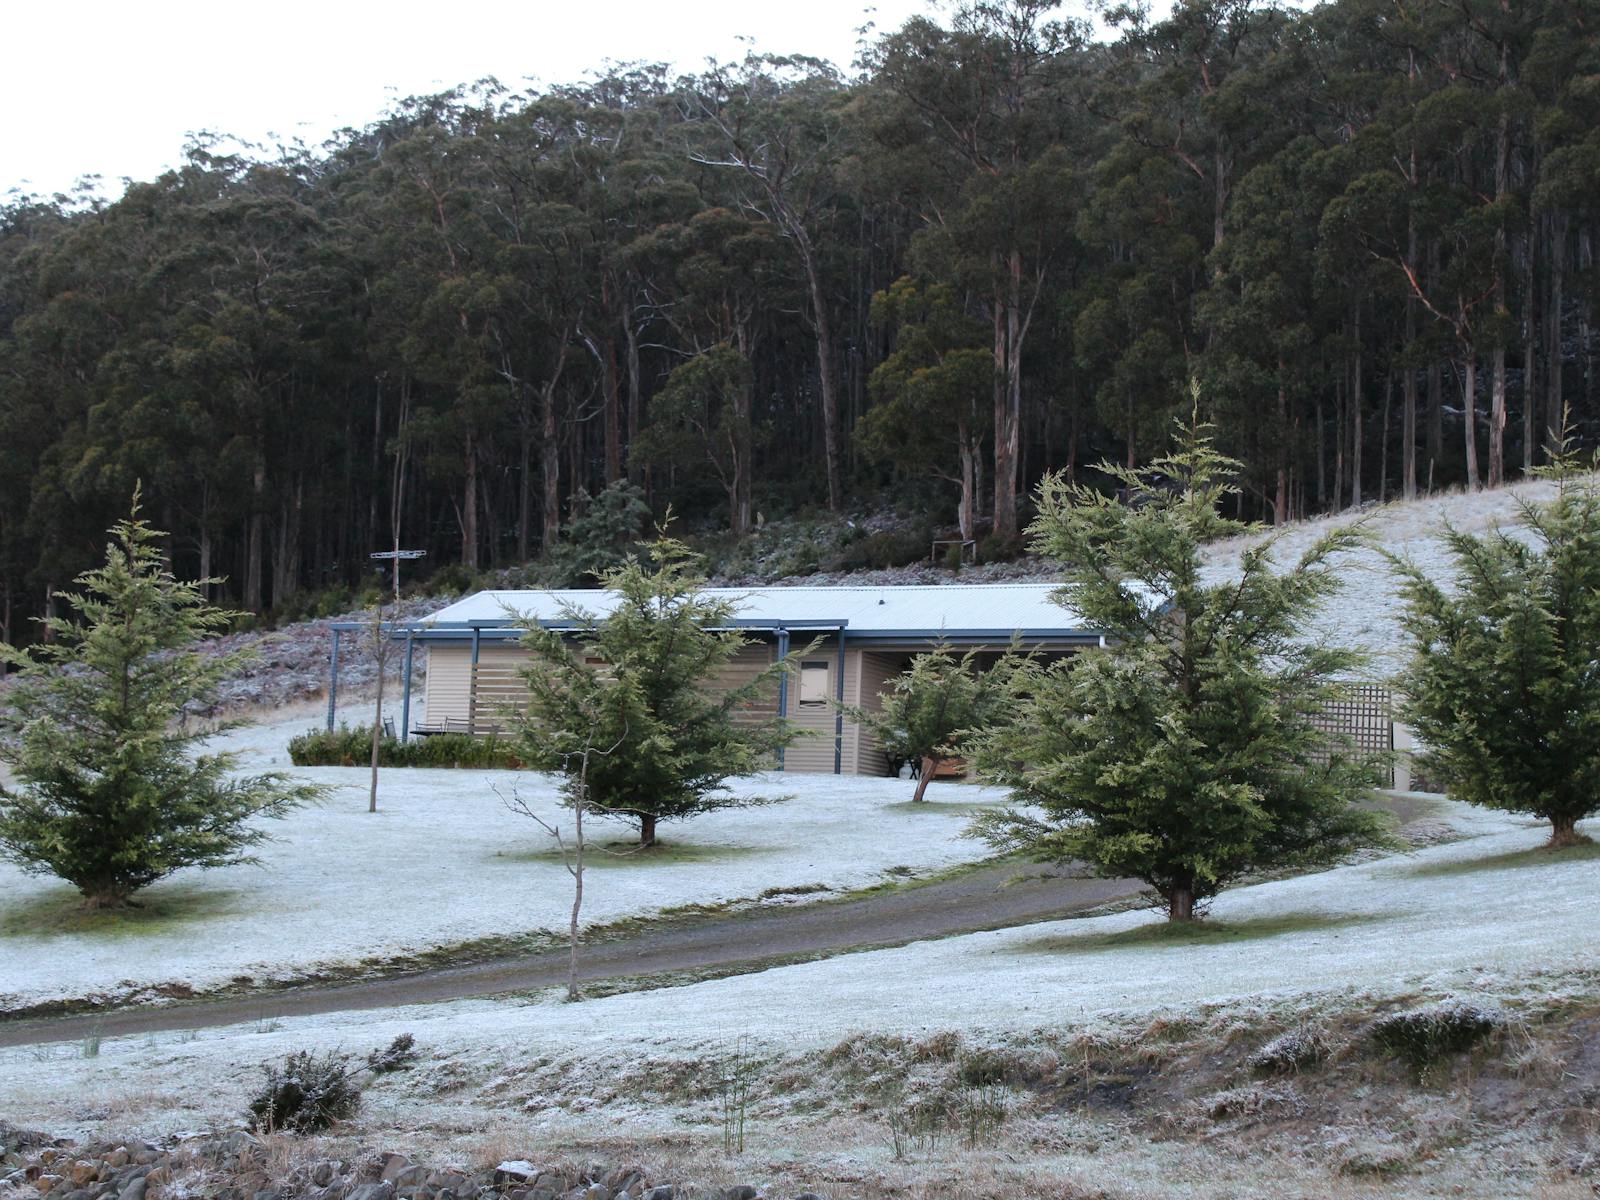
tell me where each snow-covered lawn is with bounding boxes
[5,801,1593,1134]
[1203,475,1569,676]
[0,709,1007,1013]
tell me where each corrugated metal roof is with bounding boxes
[419,582,1095,637]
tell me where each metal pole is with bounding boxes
[834,629,847,775]
[775,629,790,772]
[467,626,482,736]
[400,631,416,744]
[326,629,341,731]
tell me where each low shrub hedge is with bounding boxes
[287,725,524,769]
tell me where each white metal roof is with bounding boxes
[419,582,1095,637]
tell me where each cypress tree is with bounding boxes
[1391,446,1600,846]
[510,536,800,847]
[0,498,320,909]
[972,402,1391,921]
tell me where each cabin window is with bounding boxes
[798,661,831,708]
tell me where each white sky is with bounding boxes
[3,0,947,201]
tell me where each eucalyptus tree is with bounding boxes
[357,91,506,568]
[685,53,855,512]
[636,206,788,536]
[859,277,993,540]
[869,0,1085,542]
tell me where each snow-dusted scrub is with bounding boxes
[1246,1028,1331,1076]
[1370,1001,1508,1068]
[8,963,1600,1197]
[0,710,1011,1014]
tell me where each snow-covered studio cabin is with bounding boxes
[326,583,1103,776]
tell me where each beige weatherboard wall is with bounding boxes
[404,584,1103,775]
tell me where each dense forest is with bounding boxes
[3,0,1599,642]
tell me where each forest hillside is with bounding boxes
[3,0,1598,649]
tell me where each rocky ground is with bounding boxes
[0,1124,799,1200]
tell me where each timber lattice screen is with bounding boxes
[466,661,531,733]
[1309,683,1395,787]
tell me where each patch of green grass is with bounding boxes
[492,840,772,868]
[1406,838,1600,878]
[1016,911,1386,955]
[0,882,243,940]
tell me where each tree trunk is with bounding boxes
[1404,209,1419,500]
[1333,375,1345,508]
[800,243,842,512]
[1489,344,1507,487]
[1548,213,1567,451]
[1548,813,1588,848]
[1379,372,1392,503]
[541,384,561,553]
[602,281,623,486]
[1427,360,1443,489]
[957,420,977,541]
[245,452,265,612]
[1274,372,1289,525]
[992,251,1029,543]
[624,308,644,486]
[1315,397,1326,508]
[517,417,533,563]
[460,428,479,568]
[1167,882,1197,922]
[1488,83,1511,488]
[1350,303,1363,509]
[567,752,589,1002]
[1524,208,1540,474]
[733,375,753,538]
[81,887,132,911]
[913,757,939,803]
[1462,352,1481,490]
[1402,355,1418,501]
[639,813,658,848]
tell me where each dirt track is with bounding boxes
[0,793,1441,1049]
[0,858,1142,1048]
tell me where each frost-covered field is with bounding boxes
[0,708,1006,1013]
[6,800,1593,1135]
[1202,475,1568,676]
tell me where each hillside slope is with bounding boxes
[1202,476,1572,677]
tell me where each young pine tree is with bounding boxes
[1391,449,1600,847]
[0,499,320,908]
[972,407,1390,922]
[510,537,799,847]
[844,644,1022,802]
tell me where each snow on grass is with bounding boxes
[1202,474,1574,677]
[0,708,1006,1013]
[6,800,1594,1135]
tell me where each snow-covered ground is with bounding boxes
[1202,475,1566,677]
[0,707,1007,1013]
[6,801,1592,1134]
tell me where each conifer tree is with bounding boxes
[844,644,1022,802]
[0,498,320,908]
[972,402,1390,921]
[510,536,800,847]
[1391,446,1600,847]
